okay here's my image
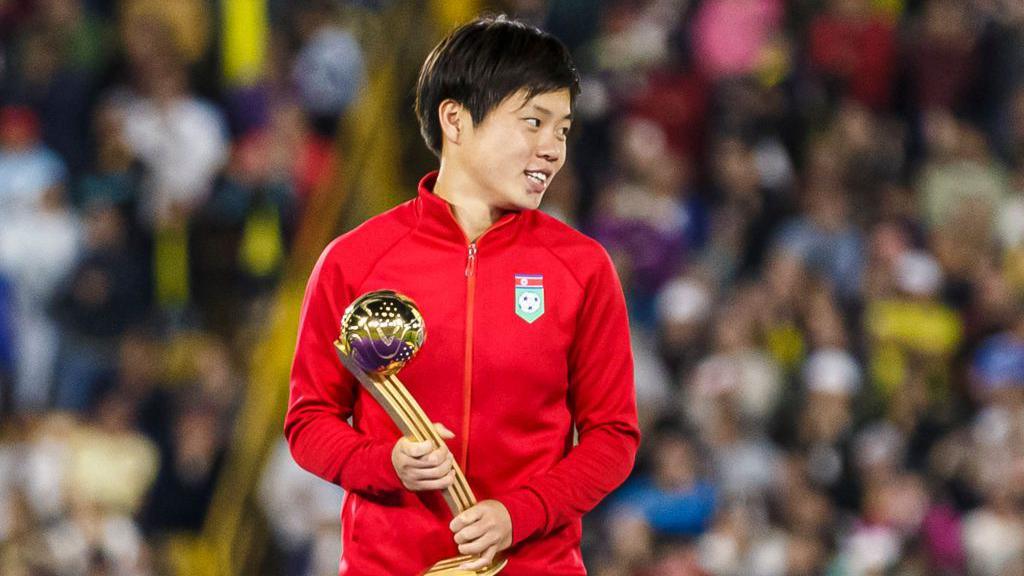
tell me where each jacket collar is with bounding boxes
[415,171,521,246]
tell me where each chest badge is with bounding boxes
[514,274,545,323]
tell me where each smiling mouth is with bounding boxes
[525,171,548,184]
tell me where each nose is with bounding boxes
[536,132,563,165]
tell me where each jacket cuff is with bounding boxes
[367,441,404,494]
[497,488,547,545]
[341,440,404,496]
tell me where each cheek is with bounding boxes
[498,126,534,155]
[482,132,528,167]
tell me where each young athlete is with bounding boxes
[285,15,640,575]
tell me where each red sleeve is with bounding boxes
[284,240,403,497]
[498,250,641,544]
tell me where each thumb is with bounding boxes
[434,422,456,440]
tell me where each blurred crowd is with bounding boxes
[0,0,356,573]
[538,0,1024,575]
[3,0,1024,575]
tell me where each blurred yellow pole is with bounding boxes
[221,0,267,85]
[430,0,481,29]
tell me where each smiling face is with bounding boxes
[453,88,572,212]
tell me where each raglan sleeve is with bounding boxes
[284,239,404,497]
[497,246,640,545]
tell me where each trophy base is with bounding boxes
[422,555,508,575]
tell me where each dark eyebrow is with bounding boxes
[530,104,573,121]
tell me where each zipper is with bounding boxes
[459,217,514,475]
[465,243,477,277]
[462,242,477,470]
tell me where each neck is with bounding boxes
[432,162,506,242]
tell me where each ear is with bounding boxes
[438,99,465,146]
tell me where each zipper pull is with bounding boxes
[465,243,477,277]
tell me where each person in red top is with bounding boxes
[285,16,640,575]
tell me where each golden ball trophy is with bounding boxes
[334,290,508,576]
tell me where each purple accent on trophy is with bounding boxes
[348,335,415,374]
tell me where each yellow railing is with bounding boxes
[171,1,481,574]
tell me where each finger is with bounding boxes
[453,521,488,545]
[405,459,453,481]
[408,470,455,491]
[458,539,497,563]
[449,506,484,532]
[403,448,450,469]
[400,439,434,458]
[434,422,456,439]
[458,544,498,571]
[455,521,496,556]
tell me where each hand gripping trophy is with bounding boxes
[334,290,507,576]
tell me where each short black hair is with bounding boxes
[415,15,580,157]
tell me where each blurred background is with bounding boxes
[2,0,1024,575]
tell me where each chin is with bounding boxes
[518,195,544,211]
[500,192,543,212]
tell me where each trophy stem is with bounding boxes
[335,333,506,576]
[377,375,476,512]
[334,344,475,514]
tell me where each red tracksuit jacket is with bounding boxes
[285,172,640,575]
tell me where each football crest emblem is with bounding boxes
[514,274,544,323]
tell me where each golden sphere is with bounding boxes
[338,290,425,376]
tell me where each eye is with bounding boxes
[558,126,571,139]
[525,118,541,128]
